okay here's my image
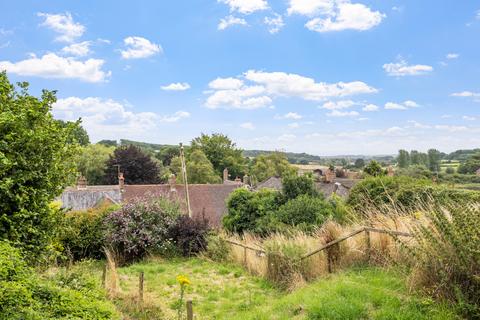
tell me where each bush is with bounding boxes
[167,215,210,256]
[103,197,181,263]
[60,203,119,262]
[407,203,480,318]
[0,241,119,319]
[282,174,319,201]
[204,233,230,262]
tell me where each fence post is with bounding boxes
[139,272,144,303]
[365,229,371,262]
[186,300,193,320]
[101,263,107,288]
[243,246,247,268]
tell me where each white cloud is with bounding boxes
[357,117,368,121]
[362,103,379,111]
[61,41,92,57]
[451,91,480,98]
[208,77,244,90]
[288,122,300,128]
[38,12,85,43]
[321,100,356,110]
[403,100,419,108]
[384,102,406,110]
[161,82,191,91]
[434,125,468,132]
[218,0,268,14]
[264,14,285,34]
[326,110,359,117]
[476,10,480,20]
[240,122,255,130]
[283,112,303,120]
[206,83,272,109]
[0,53,110,82]
[463,115,476,121]
[446,53,459,59]
[287,0,334,16]
[218,15,248,30]
[121,36,161,59]
[407,120,431,129]
[305,2,385,32]
[383,59,433,76]
[53,97,189,141]
[278,134,296,142]
[244,70,377,100]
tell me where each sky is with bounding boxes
[0,0,479,156]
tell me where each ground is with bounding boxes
[78,257,459,320]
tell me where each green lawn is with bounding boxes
[99,257,459,320]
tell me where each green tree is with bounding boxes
[397,149,410,168]
[170,149,221,184]
[427,148,441,172]
[156,145,180,166]
[250,152,297,183]
[410,150,428,166]
[97,139,117,147]
[282,174,319,201]
[76,144,115,185]
[56,119,90,146]
[354,158,365,169]
[103,145,162,184]
[0,72,79,257]
[363,160,385,177]
[457,152,480,174]
[191,133,246,179]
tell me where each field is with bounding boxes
[72,257,459,320]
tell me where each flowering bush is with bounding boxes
[167,215,210,257]
[103,197,182,263]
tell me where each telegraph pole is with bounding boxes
[179,143,192,217]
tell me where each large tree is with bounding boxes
[170,149,221,184]
[0,72,79,256]
[427,148,441,172]
[191,133,246,179]
[103,145,162,184]
[56,119,90,146]
[363,160,385,177]
[249,152,297,183]
[457,152,480,174]
[76,144,115,185]
[397,149,410,168]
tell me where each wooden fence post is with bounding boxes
[101,263,107,288]
[365,229,371,262]
[186,300,193,320]
[139,272,144,303]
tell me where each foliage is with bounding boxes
[97,139,118,147]
[170,149,221,184]
[191,133,246,179]
[457,152,480,174]
[156,145,180,166]
[204,233,230,262]
[103,197,182,263]
[410,150,429,166]
[167,215,210,256]
[428,148,441,172]
[275,195,334,232]
[60,203,119,262]
[103,145,162,185]
[407,203,480,318]
[76,144,115,185]
[363,160,385,177]
[354,158,365,168]
[223,188,281,234]
[0,72,79,259]
[56,119,90,146]
[445,167,455,174]
[249,152,297,183]
[397,149,410,168]
[395,164,432,179]
[282,174,319,201]
[0,242,119,319]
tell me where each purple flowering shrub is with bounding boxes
[103,197,182,262]
[167,215,210,256]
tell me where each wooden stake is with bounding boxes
[365,230,371,262]
[139,272,144,303]
[186,300,193,320]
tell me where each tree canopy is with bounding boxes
[76,144,115,185]
[249,152,297,183]
[170,149,221,184]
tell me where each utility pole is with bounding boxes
[179,143,192,217]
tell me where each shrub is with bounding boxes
[204,233,230,262]
[275,195,335,232]
[60,203,119,262]
[282,174,319,201]
[167,215,210,256]
[407,203,480,318]
[103,197,182,263]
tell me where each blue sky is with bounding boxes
[0,0,479,155]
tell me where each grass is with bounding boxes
[79,256,459,319]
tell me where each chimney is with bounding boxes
[77,175,87,190]
[118,172,125,191]
[168,174,177,193]
[223,168,229,183]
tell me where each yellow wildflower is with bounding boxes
[176,275,191,286]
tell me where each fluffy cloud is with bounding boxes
[205,70,376,109]
[326,110,359,117]
[287,0,334,16]
[0,53,110,82]
[53,97,189,141]
[264,14,285,34]
[446,53,459,59]
[384,100,418,110]
[240,122,255,130]
[61,41,92,56]
[383,59,433,76]
[288,122,300,128]
[451,91,480,102]
[161,82,191,91]
[321,100,356,110]
[121,36,162,59]
[362,103,379,111]
[38,12,85,42]
[283,112,303,120]
[218,0,268,14]
[463,115,476,121]
[218,15,248,30]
